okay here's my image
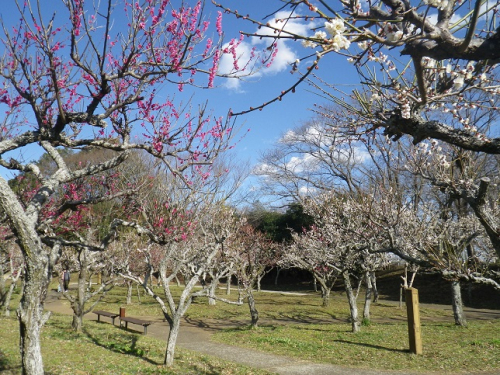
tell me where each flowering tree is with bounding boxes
[0,1,237,373]
[218,0,500,258]
[283,191,389,332]
[216,0,499,148]
[118,202,241,366]
[226,223,280,328]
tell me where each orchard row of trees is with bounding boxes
[1,0,499,374]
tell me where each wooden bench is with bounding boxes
[93,310,119,325]
[120,316,153,334]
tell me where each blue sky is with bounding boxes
[0,0,362,185]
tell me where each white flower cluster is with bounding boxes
[450,62,475,90]
[423,0,449,10]
[325,18,346,35]
[383,24,403,42]
[302,18,350,52]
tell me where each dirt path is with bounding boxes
[44,290,499,375]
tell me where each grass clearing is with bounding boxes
[93,284,500,373]
[2,280,499,373]
[0,313,269,374]
[212,321,500,373]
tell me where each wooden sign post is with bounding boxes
[405,287,422,355]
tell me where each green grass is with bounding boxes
[212,321,500,373]
[0,314,269,374]
[3,280,500,374]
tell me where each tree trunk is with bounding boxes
[226,274,232,295]
[208,281,218,306]
[274,267,281,286]
[70,253,88,332]
[3,279,18,317]
[321,286,330,307]
[164,315,181,367]
[71,312,83,332]
[256,275,262,292]
[126,281,133,304]
[0,257,5,308]
[451,280,467,327]
[399,285,404,309]
[343,271,360,333]
[175,275,181,287]
[247,290,259,329]
[363,271,372,321]
[18,257,52,375]
[370,272,379,303]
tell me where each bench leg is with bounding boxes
[144,326,147,335]
[111,317,115,326]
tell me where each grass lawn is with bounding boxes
[83,283,500,373]
[2,280,499,374]
[0,313,269,374]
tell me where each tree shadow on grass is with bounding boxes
[0,349,22,374]
[334,339,408,353]
[189,357,230,375]
[82,327,161,366]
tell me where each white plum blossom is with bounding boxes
[357,40,369,50]
[332,33,350,51]
[301,17,350,51]
[453,74,465,90]
[383,24,404,42]
[314,30,327,40]
[302,39,318,48]
[401,101,411,119]
[325,18,346,36]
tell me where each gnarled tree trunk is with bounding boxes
[247,289,259,329]
[18,254,53,375]
[451,280,467,327]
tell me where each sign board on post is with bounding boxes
[405,287,422,355]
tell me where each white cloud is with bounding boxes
[298,185,317,196]
[253,162,277,176]
[285,153,318,172]
[218,10,314,90]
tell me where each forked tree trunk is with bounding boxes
[247,289,259,329]
[451,280,467,327]
[363,271,372,321]
[343,271,360,333]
